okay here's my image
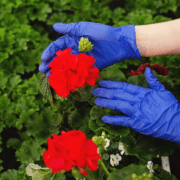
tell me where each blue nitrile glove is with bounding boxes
[39,22,142,77]
[92,68,180,144]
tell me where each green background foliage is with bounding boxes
[0,0,180,179]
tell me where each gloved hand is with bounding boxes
[39,22,142,77]
[92,67,180,144]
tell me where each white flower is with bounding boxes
[76,178,86,180]
[118,142,128,155]
[110,153,122,166]
[147,161,155,174]
[101,135,110,150]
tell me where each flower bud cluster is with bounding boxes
[78,37,94,53]
[131,173,152,180]
[92,136,107,149]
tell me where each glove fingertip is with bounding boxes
[41,52,47,61]
[53,23,61,28]
[53,23,68,34]
[46,72,52,78]
[39,64,46,73]
[102,116,111,123]
[99,80,108,87]
[145,67,152,75]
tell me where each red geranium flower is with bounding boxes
[43,130,101,176]
[48,48,99,97]
[130,63,168,85]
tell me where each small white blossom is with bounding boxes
[118,142,128,155]
[147,161,155,174]
[101,135,110,150]
[76,178,86,180]
[110,154,122,166]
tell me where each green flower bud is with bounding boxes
[102,131,106,137]
[131,173,152,180]
[78,37,94,53]
[92,136,106,149]
[132,173,137,178]
[156,154,160,158]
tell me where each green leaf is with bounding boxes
[160,169,177,180]
[71,168,85,179]
[0,169,17,180]
[68,110,82,128]
[26,163,42,176]
[98,68,126,83]
[102,153,109,160]
[9,75,22,88]
[90,105,130,136]
[44,172,66,180]
[47,12,67,26]
[89,119,99,131]
[0,28,6,41]
[103,125,130,137]
[90,106,106,121]
[121,135,136,147]
[86,167,105,180]
[0,71,8,90]
[36,3,52,21]
[123,134,156,162]
[0,52,9,63]
[107,164,149,180]
[112,7,126,25]
[50,99,61,112]
[32,171,44,180]
[39,75,53,102]
[153,138,179,156]
[153,70,174,88]
[16,140,45,163]
[0,95,10,112]
[127,74,148,88]
[79,123,90,134]
[6,138,21,149]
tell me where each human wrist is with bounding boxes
[135,18,180,57]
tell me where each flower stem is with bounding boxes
[51,173,56,180]
[98,148,110,176]
[42,170,52,176]
[76,88,94,105]
[99,159,110,176]
[40,168,50,170]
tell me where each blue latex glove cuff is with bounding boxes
[39,22,142,77]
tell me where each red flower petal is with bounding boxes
[78,168,88,176]
[49,70,70,97]
[48,48,99,97]
[43,130,100,175]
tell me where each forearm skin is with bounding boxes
[135,18,180,57]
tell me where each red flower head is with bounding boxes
[48,48,99,97]
[43,130,101,176]
[130,63,168,85]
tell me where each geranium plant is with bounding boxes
[33,37,179,180]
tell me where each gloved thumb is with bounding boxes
[53,22,79,36]
[144,67,165,91]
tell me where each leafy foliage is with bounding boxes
[0,0,180,179]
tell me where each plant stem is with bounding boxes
[41,168,50,170]
[76,88,94,105]
[51,173,56,180]
[99,159,110,176]
[42,170,52,176]
[98,148,110,176]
